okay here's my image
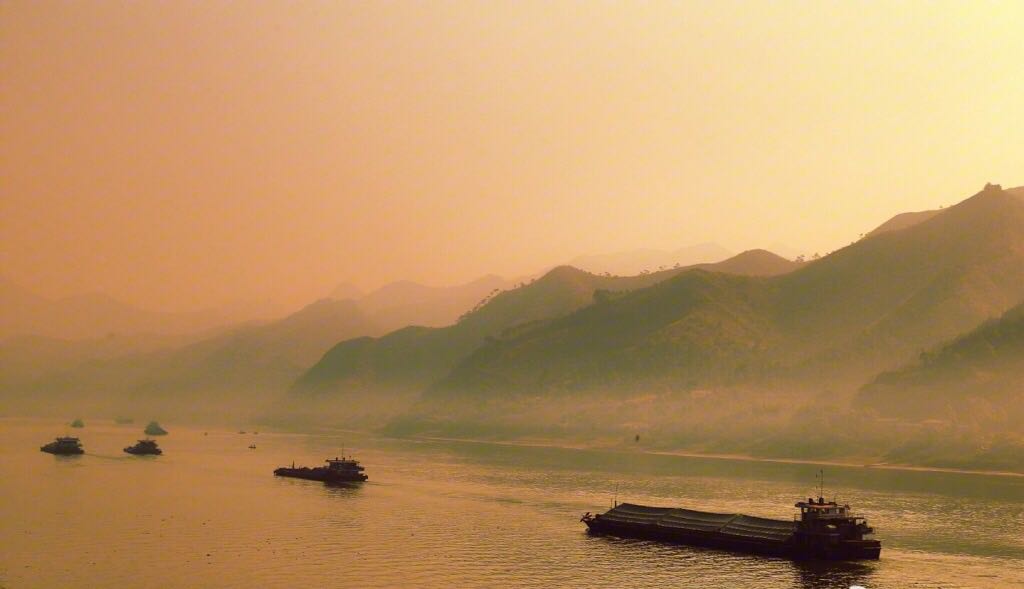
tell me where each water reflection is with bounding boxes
[323,482,364,496]
[791,560,877,589]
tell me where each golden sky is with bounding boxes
[2,1,1022,312]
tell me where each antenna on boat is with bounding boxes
[818,469,825,500]
[614,483,619,508]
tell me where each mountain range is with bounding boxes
[7,184,1024,471]
[293,249,802,398]
[568,242,732,276]
[426,185,1024,401]
[0,277,233,341]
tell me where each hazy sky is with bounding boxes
[2,1,1022,312]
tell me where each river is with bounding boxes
[1,418,1021,588]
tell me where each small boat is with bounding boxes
[41,436,84,455]
[248,444,256,449]
[70,418,84,428]
[274,455,368,484]
[124,439,162,455]
[144,421,168,436]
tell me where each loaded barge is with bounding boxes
[582,495,880,560]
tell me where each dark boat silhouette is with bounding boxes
[41,436,84,455]
[124,439,162,455]
[582,494,881,561]
[275,456,368,484]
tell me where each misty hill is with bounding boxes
[693,249,801,276]
[293,250,799,397]
[865,209,941,238]
[0,298,378,415]
[858,300,1024,420]
[329,282,364,300]
[130,298,378,396]
[356,275,513,332]
[569,242,732,275]
[427,184,1024,399]
[0,276,232,341]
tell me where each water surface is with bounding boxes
[1,419,1022,588]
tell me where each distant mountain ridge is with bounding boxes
[426,185,1024,399]
[569,242,733,275]
[0,298,379,415]
[866,209,942,238]
[0,277,233,341]
[354,275,513,331]
[293,249,800,397]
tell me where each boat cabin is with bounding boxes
[326,457,363,471]
[795,497,853,521]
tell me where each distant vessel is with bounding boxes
[124,439,162,455]
[144,421,168,436]
[248,444,256,449]
[70,418,84,428]
[582,494,880,560]
[275,456,368,483]
[41,436,84,455]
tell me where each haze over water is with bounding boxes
[2,419,1021,588]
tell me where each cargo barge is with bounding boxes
[274,456,368,484]
[582,495,880,560]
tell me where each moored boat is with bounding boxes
[144,421,168,436]
[275,456,368,484]
[124,439,162,455]
[41,436,84,455]
[582,495,881,561]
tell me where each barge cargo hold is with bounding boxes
[582,496,880,561]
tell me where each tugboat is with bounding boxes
[582,478,880,561]
[40,436,85,455]
[124,439,162,455]
[274,455,368,484]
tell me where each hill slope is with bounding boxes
[858,300,1024,420]
[428,184,1024,399]
[292,250,797,397]
[0,299,377,417]
[569,243,732,275]
[357,275,512,331]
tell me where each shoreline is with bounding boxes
[8,415,1022,479]
[395,432,1024,479]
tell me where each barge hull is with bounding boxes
[583,503,880,561]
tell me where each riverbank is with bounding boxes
[392,432,1024,479]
